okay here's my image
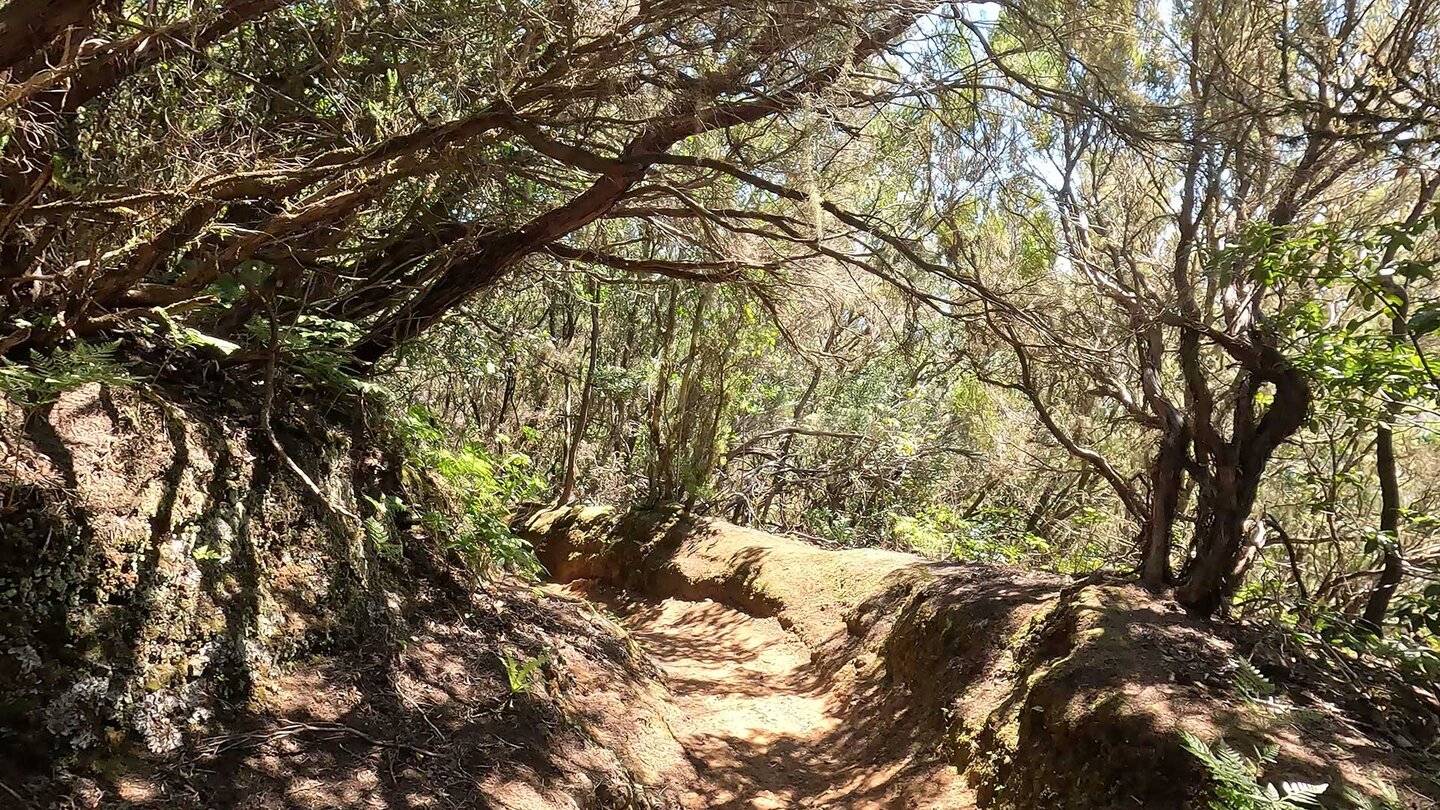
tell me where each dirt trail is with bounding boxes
[551,580,974,810]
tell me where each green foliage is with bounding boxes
[1392,584,1440,641]
[1303,609,1440,683]
[1233,212,1440,634]
[803,507,858,546]
[886,504,1104,572]
[362,493,407,561]
[154,309,240,356]
[393,270,1133,580]
[0,341,137,407]
[1180,731,1327,810]
[888,506,1037,562]
[1231,658,1276,702]
[265,313,375,391]
[1241,214,1440,423]
[499,651,547,694]
[191,545,223,563]
[1341,783,1405,810]
[393,405,546,579]
[1183,732,1407,810]
[1224,211,1440,292]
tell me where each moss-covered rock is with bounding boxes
[0,384,378,765]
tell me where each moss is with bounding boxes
[576,504,616,525]
[141,663,180,693]
[0,384,441,769]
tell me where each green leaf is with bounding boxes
[152,308,241,355]
[186,329,241,355]
[1409,305,1440,336]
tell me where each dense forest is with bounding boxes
[1,0,1439,807]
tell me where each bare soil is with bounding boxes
[520,504,1440,810]
[551,580,972,809]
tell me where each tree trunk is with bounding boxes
[667,289,711,500]
[647,288,680,498]
[350,153,654,366]
[349,238,522,365]
[558,278,601,504]
[1360,421,1403,632]
[1228,518,1269,590]
[1177,463,1249,616]
[1361,271,1413,634]
[0,0,98,71]
[756,364,824,524]
[1139,423,1187,590]
[1175,343,1310,616]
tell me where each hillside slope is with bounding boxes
[1,384,1432,808]
[0,384,699,808]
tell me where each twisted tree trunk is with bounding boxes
[1139,422,1188,590]
[1175,342,1310,615]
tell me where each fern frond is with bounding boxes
[1276,781,1327,806]
[1233,658,1275,700]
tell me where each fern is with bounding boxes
[154,308,241,356]
[246,311,371,391]
[499,651,547,694]
[392,405,546,578]
[1183,732,1410,810]
[1181,731,1327,810]
[0,341,136,406]
[1232,658,1276,701]
[361,494,406,560]
[1342,782,1404,810]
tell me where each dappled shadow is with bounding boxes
[932,578,1440,809]
[2,553,672,807]
[537,499,1440,810]
[131,579,674,809]
[194,419,259,706]
[6,385,639,808]
[0,385,273,801]
[569,579,974,809]
[9,468,1434,808]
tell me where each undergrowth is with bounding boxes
[884,503,1110,573]
[1181,732,1328,809]
[244,312,550,580]
[499,651,547,694]
[1182,732,1404,810]
[0,341,136,406]
[390,404,546,579]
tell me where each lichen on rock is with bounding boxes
[0,383,374,767]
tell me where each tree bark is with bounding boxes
[558,278,600,504]
[62,0,292,109]
[348,163,647,366]
[1,0,293,280]
[346,3,931,366]
[1360,421,1404,631]
[1139,423,1187,590]
[0,0,98,71]
[1175,342,1310,615]
[1360,253,1418,633]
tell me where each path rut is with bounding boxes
[552,580,974,809]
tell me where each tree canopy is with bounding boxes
[3,0,1440,636]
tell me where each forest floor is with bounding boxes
[549,580,973,809]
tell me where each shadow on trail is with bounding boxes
[567,576,978,809]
